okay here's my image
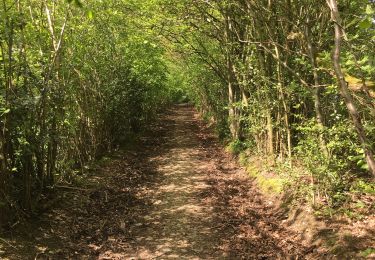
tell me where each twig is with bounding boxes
[10,221,19,228]
[0,237,17,249]
[54,185,90,192]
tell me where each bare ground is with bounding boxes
[1,104,367,259]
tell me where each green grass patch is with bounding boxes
[350,179,375,195]
[245,162,285,195]
[360,248,375,257]
[238,152,248,166]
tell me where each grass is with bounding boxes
[360,248,375,257]
[225,140,246,156]
[247,166,284,194]
[234,148,374,224]
[239,151,285,195]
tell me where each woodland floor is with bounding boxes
[0,104,373,259]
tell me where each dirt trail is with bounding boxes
[1,105,315,259]
[123,106,222,258]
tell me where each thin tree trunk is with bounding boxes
[266,109,274,157]
[22,153,32,210]
[225,12,240,140]
[327,0,375,176]
[0,0,13,214]
[304,20,329,157]
[0,129,8,198]
[275,46,292,165]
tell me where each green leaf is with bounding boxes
[87,10,94,20]
[366,5,374,15]
[360,163,369,170]
[67,0,83,7]
[0,108,10,116]
[346,18,359,29]
[359,18,372,29]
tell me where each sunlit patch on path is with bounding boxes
[108,106,224,259]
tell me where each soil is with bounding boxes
[0,104,373,259]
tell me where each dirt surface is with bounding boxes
[1,105,329,259]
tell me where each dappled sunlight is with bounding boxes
[113,107,221,258]
[94,106,311,259]
[1,0,374,257]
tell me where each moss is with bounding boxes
[360,248,375,257]
[258,175,284,194]
[245,164,285,194]
[238,152,248,166]
[98,156,111,165]
[246,164,259,177]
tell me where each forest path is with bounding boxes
[1,104,312,259]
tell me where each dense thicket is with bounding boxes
[0,0,175,223]
[157,0,375,204]
[0,0,374,224]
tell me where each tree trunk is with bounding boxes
[266,109,274,157]
[225,12,240,140]
[275,46,292,165]
[304,20,329,157]
[327,0,375,176]
[0,129,8,199]
[228,78,240,140]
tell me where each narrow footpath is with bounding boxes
[1,105,315,259]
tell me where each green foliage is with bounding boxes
[226,140,246,156]
[296,121,346,201]
[351,180,375,194]
[1,0,374,222]
[296,116,375,206]
[0,0,178,215]
[157,0,375,211]
[360,248,375,257]
[66,0,83,8]
[245,163,285,195]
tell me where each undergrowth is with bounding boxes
[229,139,374,220]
